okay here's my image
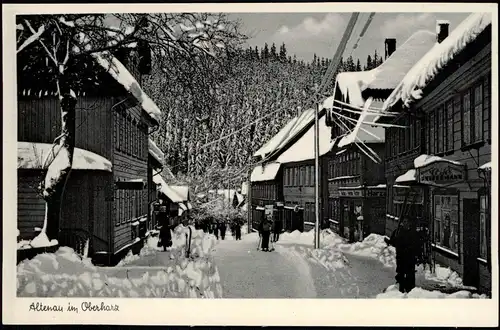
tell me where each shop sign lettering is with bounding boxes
[418,162,466,186]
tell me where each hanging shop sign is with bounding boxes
[418,161,466,186]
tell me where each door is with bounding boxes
[462,198,480,287]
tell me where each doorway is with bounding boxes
[462,198,480,287]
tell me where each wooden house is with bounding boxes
[250,109,319,231]
[324,29,437,242]
[276,109,335,232]
[17,46,162,265]
[381,14,492,293]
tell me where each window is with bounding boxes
[433,195,459,254]
[115,188,120,226]
[472,83,483,143]
[446,101,454,151]
[462,89,471,146]
[479,194,488,259]
[305,166,310,186]
[483,76,491,140]
[429,112,435,154]
[437,106,443,153]
[415,118,421,150]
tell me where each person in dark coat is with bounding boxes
[235,218,242,240]
[272,216,283,243]
[385,217,418,293]
[207,217,214,234]
[159,215,172,251]
[213,219,219,240]
[219,220,227,240]
[259,214,272,252]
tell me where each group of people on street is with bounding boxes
[196,216,244,241]
[258,212,283,252]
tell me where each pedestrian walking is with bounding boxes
[158,215,172,251]
[235,218,242,240]
[272,216,282,243]
[219,220,227,240]
[259,214,272,252]
[213,219,219,240]
[385,217,418,293]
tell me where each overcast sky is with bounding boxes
[228,12,470,63]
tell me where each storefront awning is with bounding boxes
[115,178,145,190]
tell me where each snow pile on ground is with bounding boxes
[376,284,488,299]
[417,263,464,287]
[18,230,223,298]
[302,246,349,270]
[17,232,59,250]
[279,230,313,245]
[117,225,218,266]
[337,234,396,268]
[320,229,347,248]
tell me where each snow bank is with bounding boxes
[337,234,396,268]
[417,263,464,287]
[17,228,223,298]
[376,284,487,299]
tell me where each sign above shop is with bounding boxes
[339,189,363,197]
[418,161,466,186]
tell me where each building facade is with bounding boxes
[382,14,492,294]
[17,47,162,265]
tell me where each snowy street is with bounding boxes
[211,230,477,299]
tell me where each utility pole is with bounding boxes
[314,101,321,249]
[313,12,360,249]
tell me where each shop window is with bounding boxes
[479,194,488,260]
[433,195,459,254]
[437,106,444,153]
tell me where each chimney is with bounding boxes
[385,38,396,59]
[436,20,450,43]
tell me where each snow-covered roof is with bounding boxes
[152,175,184,203]
[395,169,417,183]
[148,138,164,166]
[335,30,436,108]
[92,52,162,124]
[18,141,112,172]
[413,154,462,169]
[478,162,491,171]
[276,113,334,163]
[170,185,190,201]
[383,13,492,109]
[250,162,281,182]
[253,108,316,160]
